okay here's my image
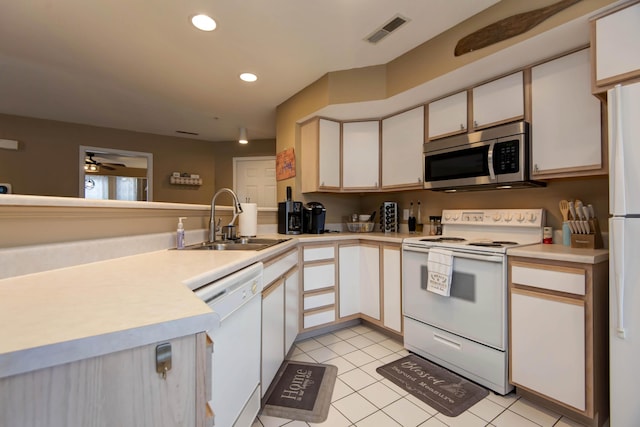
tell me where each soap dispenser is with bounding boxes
[176,217,187,249]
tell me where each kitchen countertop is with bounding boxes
[507,243,609,264]
[0,232,410,379]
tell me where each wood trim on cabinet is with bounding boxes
[195,332,211,427]
[262,277,284,298]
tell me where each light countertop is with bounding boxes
[0,232,409,379]
[507,243,609,264]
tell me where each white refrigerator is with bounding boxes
[608,81,640,427]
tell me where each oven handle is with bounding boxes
[402,245,504,263]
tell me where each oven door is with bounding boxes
[402,244,507,350]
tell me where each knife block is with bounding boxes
[570,218,604,249]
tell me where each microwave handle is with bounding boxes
[487,141,496,181]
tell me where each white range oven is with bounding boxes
[402,209,544,395]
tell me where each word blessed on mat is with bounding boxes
[392,361,467,399]
[280,368,316,402]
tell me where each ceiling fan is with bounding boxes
[85,152,124,172]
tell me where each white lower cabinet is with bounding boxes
[284,268,300,354]
[382,245,402,333]
[508,257,609,426]
[360,244,381,320]
[339,242,401,333]
[511,290,585,410]
[0,334,209,427]
[261,249,299,396]
[301,244,337,331]
[261,279,285,397]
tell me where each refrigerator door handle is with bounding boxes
[610,84,627,215]
[612,219,626,339]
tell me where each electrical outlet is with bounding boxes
[403,209,409,220]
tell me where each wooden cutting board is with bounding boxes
[454,0,582,56]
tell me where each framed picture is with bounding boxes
[276,147,296,181]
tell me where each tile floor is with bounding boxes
[253,324,591,427]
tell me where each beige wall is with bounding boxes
[276,0,615,228]
[0,114,274,205]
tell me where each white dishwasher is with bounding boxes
[194,262,263,427]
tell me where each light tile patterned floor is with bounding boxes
[254,324,590,427]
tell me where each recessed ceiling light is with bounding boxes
[191,14,216,31]
[240,73,258,82]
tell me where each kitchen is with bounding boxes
[1,1,639,426]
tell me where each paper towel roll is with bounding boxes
[239,203,258,237]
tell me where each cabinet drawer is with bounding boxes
[303,308,335,329]
[303,291,335,310]
[263,250,298,285]
[511,263,585,295]
[303,246,335,262]
[303,263,335,291]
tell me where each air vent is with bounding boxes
[176,130,199,136]
[365,14,409,44]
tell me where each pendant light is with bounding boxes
[239,127,248,144]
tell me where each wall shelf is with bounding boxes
[170,176,202,186]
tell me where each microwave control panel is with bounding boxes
[493,140,520,173]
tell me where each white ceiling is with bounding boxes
[0,0,500,142]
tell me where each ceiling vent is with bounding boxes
[365,14,409,44]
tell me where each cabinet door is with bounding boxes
[338,245,360,318]
[0,335,198,427]
[300,118,340,192]
[594,2,640,89]
[511,289,586,411]
[381,106,424,189]
[531,49,603,177]
[472,72,524,129]
[284,268,299,355]
[382,246,402,333]
[262,281,285,397]
[360,244,380,320]
[342,121,380,189]
[318,119,341,188]
[427,91,467,140]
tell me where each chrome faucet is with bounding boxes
[209,188,243,242]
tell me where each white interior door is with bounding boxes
[233,157,276,207]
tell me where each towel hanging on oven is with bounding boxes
[426,248,453,297]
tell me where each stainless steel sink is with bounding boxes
[183,238,290,251]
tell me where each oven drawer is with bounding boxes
[404,317,511,395]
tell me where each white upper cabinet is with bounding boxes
[300,118,340,192]
[342,121,380,189]
[381,106,424,189]
[472,72,524,129]
[427,91,467,140]
[531,49,604,178]
[592,2,640,91]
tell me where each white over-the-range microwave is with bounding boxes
[423,121,544,191]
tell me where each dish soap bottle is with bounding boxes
[176,217,187,249]
[408,202,416,233]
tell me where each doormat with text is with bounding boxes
[377,354,488,417]
[261,360,337,423]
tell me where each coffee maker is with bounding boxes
[278,187,303,235]
[303,202,326,234]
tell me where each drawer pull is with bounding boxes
[434,333,462,350]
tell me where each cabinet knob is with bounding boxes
[460,124,465,130]
[474,120,478,128]
[533,164,539,173]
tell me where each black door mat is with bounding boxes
[261,360,337,423]
[376,354,489,417]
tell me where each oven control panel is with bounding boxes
[442,209,544,227]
